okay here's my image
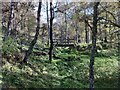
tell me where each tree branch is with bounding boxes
[85,19,93,31]
[98,17,120,28]
[99,4,116,21]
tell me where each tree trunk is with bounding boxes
[84,9,89,43]
[23,1,42,63]
[65,8,68,43]
[98,20,103,41]
[104,30,108,43]
[42,28,45,43]
[46,1,50,45]
[75,22,79,44]
[85,20,89,43]
[89,2,100,90]
[4,1,14,40]
[49,1,54,63]
[84,10,89,43]
[75,9,79,44]
[117,2,120,88]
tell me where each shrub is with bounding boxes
[100,42,109,49]
[2,37,21,62]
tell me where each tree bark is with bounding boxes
[42,28,45,43]
[75,9,79,44]
[75,21,79,44]
[89,2,100,90]
[4,1,14,40]
[49,1,54,63]
[65,6,68,43]
[84,9,89,43]
[117,2,120,88]
[23,1,42,63]
[104,30,108,43]
[85,20,89,43]
[46,1,50,45]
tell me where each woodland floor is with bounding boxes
[0,47,119,89]
[0,30,119,89]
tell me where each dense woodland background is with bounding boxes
[0,0,120,89]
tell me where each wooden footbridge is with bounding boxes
[53,38,77,47]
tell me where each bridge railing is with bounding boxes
[53,39,75,44]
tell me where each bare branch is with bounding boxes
[98,17,120,28]
[99,4,116,21]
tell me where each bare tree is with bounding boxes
[49,0,54,63]
[65,3,68,43]
[46,1,50,45]
[84,9,89,43]
[4,0,14,40]
[89,2,100,90]
[117,2,120,88]
[23,0,42,63]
